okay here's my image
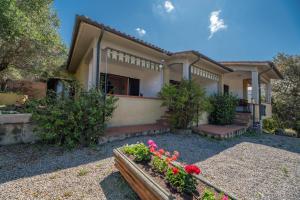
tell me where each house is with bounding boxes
[66,15,283,132]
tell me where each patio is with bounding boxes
[0,133,299,200]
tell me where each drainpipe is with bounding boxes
[96,28,105,89]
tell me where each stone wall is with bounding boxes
[0,114,37,145]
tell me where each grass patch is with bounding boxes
[49,174,58,180]
[63,191,72,198]
[281,166,289,177]
[77,168,89,176]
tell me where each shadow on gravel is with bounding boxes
[99,171,139,200]
[0,132,299,185]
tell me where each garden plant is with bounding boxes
[159,79,210,129]
[122,139,230,200]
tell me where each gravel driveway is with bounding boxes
[0,132,299,200]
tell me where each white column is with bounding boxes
[266,82,272,103]
[182,61,190,80]
[251,71,259,104]
[218,74,224,94]
[88,41,98,90]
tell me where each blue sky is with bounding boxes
[53,0,300,61]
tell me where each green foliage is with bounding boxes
[122,143,151,162]
[151,156,168,173]
[262,118,277,132]
[201,189,216,200]
[273,53,300,136]
[209,93,238,125]
[159,79,210,129]
[166,167,197,194]
[0,0,66,80]
[29,88,117,148]
[77,168,89,176]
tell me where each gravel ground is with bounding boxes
[0,132,299,200]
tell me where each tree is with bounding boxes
[272,53,300,135]
[159,79,210,129]
[0,0,66,80]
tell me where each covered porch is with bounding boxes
[222,61,283,126]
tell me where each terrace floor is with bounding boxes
[193,124,248,139]
[0,132,299,200]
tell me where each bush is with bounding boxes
[201,189,216,200]
[209,93,238,125]
[151,156,168,173]
[159,79,210,129]
[262,118,277,132]
[29,88,117,148]
[123,143,151,162]
[166,167,197,194]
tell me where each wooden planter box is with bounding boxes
[114,148,238,200]
[113,148,175,200]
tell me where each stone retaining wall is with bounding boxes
[0,114,37,145]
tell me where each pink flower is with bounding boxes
[147,139,157,149]
[173,151,180,157]
[147,140,155,145]
[222,195,229,200]
[165,151,170,157]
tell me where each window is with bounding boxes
[129,78,140,96]
[100,73,140,96]
[169,80,180,86]
[223,84,229,95]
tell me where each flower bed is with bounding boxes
[114,139,235,200]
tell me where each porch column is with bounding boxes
[163,66,170,85]
[182,61,190,80]
[251,71,259,103]
[218,74,224,94]
[266,82,272,103]
[88,43,98,90]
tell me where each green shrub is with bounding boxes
[166,167,197,194]
[201,189,215,200]
[122,143,151,162]
[262,118,277,132]
[209,93,238,125]
[151,156,168,173]
[29,88,117,148]
[159,79,210,129]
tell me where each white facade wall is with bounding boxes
[223,76,244,99]
[99,61,162,97]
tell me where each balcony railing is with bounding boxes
[236,99,251,113]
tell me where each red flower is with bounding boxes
[166,157,172,163]
[149,147,155,153]
[184,165,201,175]
[154,151,162,158]
[171,155,177,161]
[158,148,165,155]
[172,167,179,175]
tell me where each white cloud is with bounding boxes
[208,10,227,39]
[164,1,174,13]
[135,28,146,37]
[153,1,175,15]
